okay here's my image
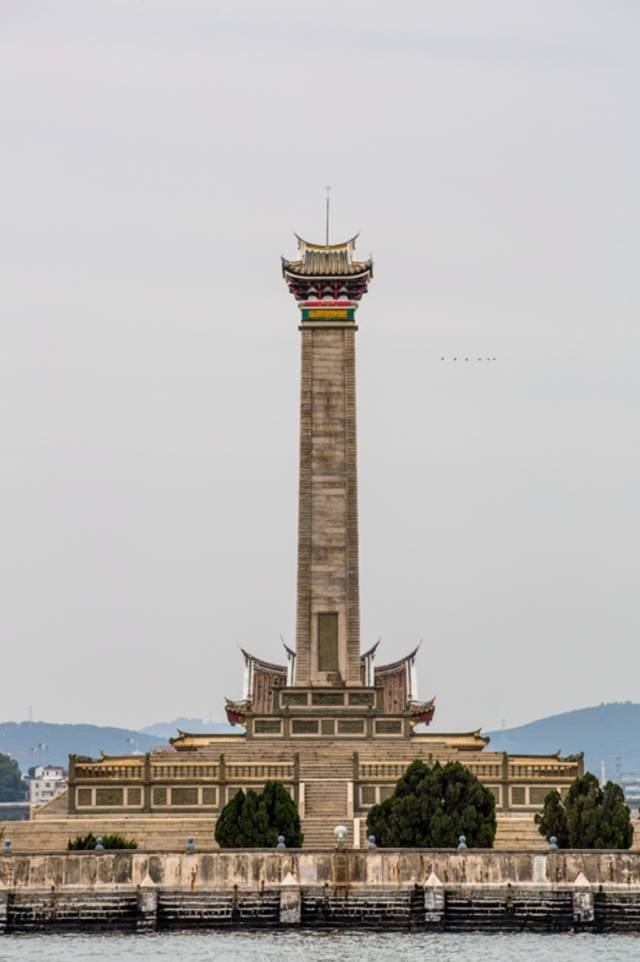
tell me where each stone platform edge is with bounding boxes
[1,850,640,933]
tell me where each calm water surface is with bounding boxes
[1,932,639,962]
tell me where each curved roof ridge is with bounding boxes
[360,639,381,660]
[375,642,422,674]
[293,231,360,250]
[239,646,286,674]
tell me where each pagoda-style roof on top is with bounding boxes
[282,233,373,278]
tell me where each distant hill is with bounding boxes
[485,702,640,780]
[0,722,165,773]
[140,718,234,739]
[4,703,637,780]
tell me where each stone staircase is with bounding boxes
[304,780,347,817]
[494,815,547,851]
[298,745,353,847]
[297,744,354,780]
[301,817,360,849]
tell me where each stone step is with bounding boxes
[304,780,348,818]
[301,816,360,849]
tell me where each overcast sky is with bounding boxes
[1,1,638,734]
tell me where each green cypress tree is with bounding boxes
[214,789,246,848]
[600,781,634,849]
[367,759,496,848]
[535,789,568,847]
[535,774,633,849]
[565,773,606,848]
[236,788,261,846]
[214,783,303,848]
[259,781,304,848]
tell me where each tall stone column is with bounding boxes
[283,235,372,686]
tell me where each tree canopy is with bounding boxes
[0,753,26,803]
[535,773,633,849]
[215,781,303,848]
[366,759,496,848]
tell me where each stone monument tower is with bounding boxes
[222,232,434,734]
[283,234,372,687]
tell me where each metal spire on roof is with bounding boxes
[325,185,331,247]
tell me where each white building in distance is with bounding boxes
[27,765,67,807]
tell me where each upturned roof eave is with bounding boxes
[281,262,373,280]
[375,644,422,674]
[239,647,287,674]
[293,231,360,250]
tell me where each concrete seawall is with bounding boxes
[1,850,640,933]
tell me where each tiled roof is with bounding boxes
[283,249,372,277]
[282,234,373,278]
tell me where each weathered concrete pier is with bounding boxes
[1,849,640,934]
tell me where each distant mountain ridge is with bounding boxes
[140,718,233,739]
[2,704,638,779]
[0,722,165,773]
[484,702,640,779]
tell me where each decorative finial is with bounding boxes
[325,186,331,247]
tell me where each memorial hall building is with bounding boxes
[46,232,582,849]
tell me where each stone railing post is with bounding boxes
[293,753,300,806]
[352,752,359,813]
[501,753,510,811]
[67,755,77,814]
[219,754,226,806]
[143,754,152,813]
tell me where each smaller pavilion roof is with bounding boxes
[282,233,373,278]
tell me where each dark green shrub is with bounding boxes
[215,781,303,848]
[536,773,633,849]
[68,832,137,850]
[366,759,496,848]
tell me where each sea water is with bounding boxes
[1,931,639,962]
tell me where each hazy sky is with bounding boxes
[2,1,638,734]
